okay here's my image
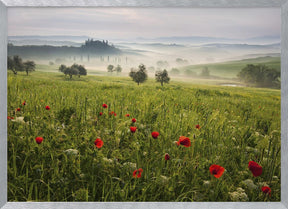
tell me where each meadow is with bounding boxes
[7,70,281,201]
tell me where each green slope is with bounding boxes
[180,56,280,78]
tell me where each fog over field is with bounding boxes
[8,35,280,76]
[8,8,281,80]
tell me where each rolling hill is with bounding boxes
[179,56,280,78]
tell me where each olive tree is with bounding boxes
[64,67,79,79]
[23,60,36,76]
[107,64,114,73]
[155,69,170,86]
[129,64,148,85]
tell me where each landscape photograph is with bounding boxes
[7,8,281,201]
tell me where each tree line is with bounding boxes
[58,64,87,79]
[7,55,36,75]
[237,64,280,89]
[129,64,170,86]
[8,39,121,60]
[107,64,122,74]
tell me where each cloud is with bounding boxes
[8,8,280,39]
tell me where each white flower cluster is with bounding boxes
[123,162,137,170]
[102,157,114,164]
[64,149,79,156]
[241,179,257,190]
[229,187,249,201]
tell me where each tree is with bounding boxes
[13,55,25,73]
[7,55,28,75]
[59,64,87,78]
[273,77,281,89]
[115,65,122,74]
[77,65,87,77]
[71,63,87,77]
[64,67,79,79]
[237,64,280,88]
[156,60,169,69]
[170,68,180,75]
[155,69,170,86]
[237,64,256,83]
[7,56,17,74]
[264,68,280,87]
[176,58,189,66]
[58,64,67,73]
[107,64,114,73]
[201,66,210,78]
[23,60,36,76]
[129,64,148,85]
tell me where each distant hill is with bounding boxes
[8,35,90,42]
[201,43,280,49]
[133,35,280,45]
[9,35,281,45]
[8,39,122,60]
[8,39,82,47]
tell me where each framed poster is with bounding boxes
[0,0,287,209]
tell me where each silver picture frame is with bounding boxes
[0,0,287,208]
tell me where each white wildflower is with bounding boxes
[229,187,249,201]
[64,149,79,156]
[123,162,137,170]
[203,180,210,188]
[102,157,113,164]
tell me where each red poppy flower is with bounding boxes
[165,153,170,161]
[262,186,271,196]
[35,137,43,144]
[248,161,262,177]
[94,138,104,148]
[177,136,191,147]
[125,114,130,117]
[7,116,14,120]
[22,101,26,106]
[132,118,136,123]
[133,168,143,178]
[17,108,21,111]
[209,164,225,178]
[114,113,117,116]
[102,104,108,108]
[130,126,137,133]
[151,131,159,139]
[195,124,201,130]
[45,106,50,110]
[99,112,103,116]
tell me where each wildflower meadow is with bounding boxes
[7,71,280,201]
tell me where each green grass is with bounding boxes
[7,71,281,201]
[180,56,281,78]
[36,64,59,72]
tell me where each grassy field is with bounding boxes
[7,71,281,201]
[180,56,281,78]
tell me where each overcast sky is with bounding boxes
[8,8,280,39]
